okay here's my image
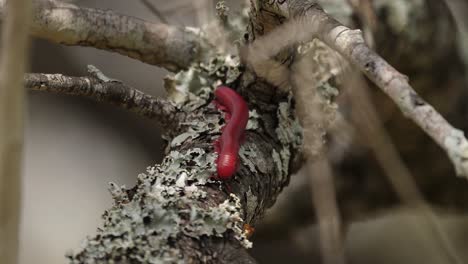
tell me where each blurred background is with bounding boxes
[19,0,468,263]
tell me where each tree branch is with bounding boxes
[0,0,208,72]
[309,6,468,179]
[56,43,301,261]
[25,70,181,131]
[248,1,468,179]
[0,0,31,263]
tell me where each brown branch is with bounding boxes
[25,69,181,131]
[0,0,32,263]
[0,0,208,72]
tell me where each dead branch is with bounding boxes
[0,0,208,72]
[248,1,468,179]
[0,0,32,263]
[26,69,181,132]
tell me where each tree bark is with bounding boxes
[0,0,209,72]
[11,0,468,263]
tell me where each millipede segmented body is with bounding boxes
[214,86,249,180]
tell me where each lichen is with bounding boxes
[68,147,251,263]
[68,53,256,263]
[164,54,241,108]
[246,109,260,130]
[276,97,303,149]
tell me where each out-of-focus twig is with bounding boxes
[308,157,346,264]
[346,0,377,47]
[0,0,32,263]
[247,1,468,179]
[347,72,463,264]
[289,37,345,263]
[25,70,181,132]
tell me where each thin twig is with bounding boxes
[25,70,181,131]
[347,72,463,264]
[289,33,345,264]
[307,157,346,264]
[0,0,32,263]
[0,0,208,72]
[139,0,169,24]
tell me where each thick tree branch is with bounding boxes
[25,70,181,131]
[0,0,31,263]
[0,0,208,72]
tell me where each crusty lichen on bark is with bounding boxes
[68,48,303,262]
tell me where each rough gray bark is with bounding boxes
[25,70,182,133]
[63,49,302,262]
[0,0,208,72]
[7,0,468,263]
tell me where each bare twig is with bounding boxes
[0,0,208,72]
[25,69,181,131]
[139,0,169,24]
[0,0,32,263]
[248,1,468,179]
[308,7,468,179]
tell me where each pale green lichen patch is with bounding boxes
[246,109,260,130]
[164,55,241,107]
[68,147,251,263]
[165,54,244,153]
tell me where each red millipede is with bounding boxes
[214,86,249,180]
